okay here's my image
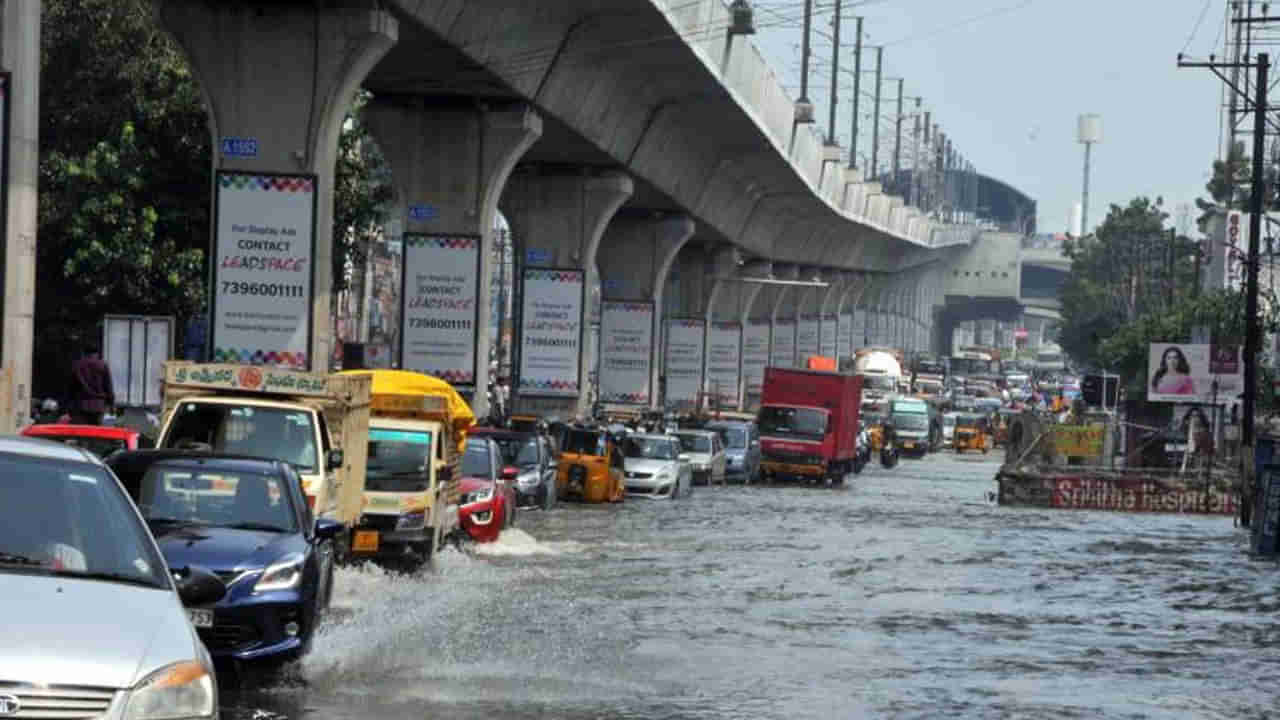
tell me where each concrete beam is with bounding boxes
[362,99,541,416]
[157,1,398,372]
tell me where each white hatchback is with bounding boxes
[622,434,693,499]
[673,430,727,486]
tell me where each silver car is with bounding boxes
[621,434,692,499]
[0,436,223,720]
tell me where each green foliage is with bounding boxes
[332,95,394,296]
[36,0,211,398]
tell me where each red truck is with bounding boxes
[756,367,863,484]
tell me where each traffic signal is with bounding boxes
[1081,374,1119,407]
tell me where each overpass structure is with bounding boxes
[153,0,1034,416]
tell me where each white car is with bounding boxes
[942,412,959,446]
[622,434,692,499]
[673,430,727,486]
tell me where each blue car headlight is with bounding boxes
[253,553,304,593]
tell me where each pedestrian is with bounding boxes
[69,343,115,425]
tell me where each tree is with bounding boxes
[36,0,211,400]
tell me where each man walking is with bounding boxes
[69,343,115,425]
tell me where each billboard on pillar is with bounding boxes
[820,314,838,359]
[598,301,653,405]
[838,313,853,358]
[518,268,584,397]
[399,234,480,388]
[797,315,820,361]
[1147,343,1243,404]
[742,320,770,398]
[665,318,705,408]
[771,318,796,368]
[211,171,317,369]
[706,322,742,407]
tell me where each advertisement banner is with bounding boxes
[212,171,316,369]
[706,322,742,406]
[1052,425,1104,457]
[771,318,796,368]
[820,314,838,359]
[1225,211,1244,291]
[797,315,820,362]
[742,320,771,398]
[598,301,653,405]
[519,269,584,397]
[665,318,705,407]
[1147,343,1243,403]
[400,234,479,387]
[838,313,853,359]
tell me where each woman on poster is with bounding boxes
[1151,346,1196,396]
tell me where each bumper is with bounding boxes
[762,460,826,478]
[349,525,431,561]
[514,484,545,507]
[197,592,309,662]
[899,438,929,455]
[459,501,501,542]
[626,479,676,499]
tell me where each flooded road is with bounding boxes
[223,451,1280,719]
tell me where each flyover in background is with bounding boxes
[155,0,1028,417]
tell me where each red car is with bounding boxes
[457,436,517,543]
[20,424,150,459]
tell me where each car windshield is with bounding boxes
[562,429,606,456]
[134,465,296,532]
[366,428,431,493]
[0,452,169,589]
[757,406,829,439]
[624,437,678,460]
[675,434,711,453]
[164,403,318,471]
[862,375,896,392]
[461,441,492,478]
[492,436,540,468]
[711,422,747,445]
[893,413,930,430]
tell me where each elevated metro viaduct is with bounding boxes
[153,0,1029,417]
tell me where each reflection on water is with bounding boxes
[221,453,1280,720]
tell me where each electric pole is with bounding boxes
[893,78,904,183]
[827,0,840,145]
[871,46,882,179]
[848,16,862,170]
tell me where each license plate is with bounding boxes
[187,608,213,628]
[353,530,379,553]
[904,442,915,448]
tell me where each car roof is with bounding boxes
[705,420,752,428]
[0,434,103,465]
[629,433,677,442]
[673,429,715,436]
[106,449,285,474]
[22,424,139,440]
[469,427,535,440]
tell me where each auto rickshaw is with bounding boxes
[863,412,885,451]
[555,424,625,503]
[952,413,992,454]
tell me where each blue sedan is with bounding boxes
[108,450,340,663]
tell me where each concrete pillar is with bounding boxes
[770,264,800,367]
[157,2,397,372]
[363,99,541,416]
[596,214,694,409]
[502,170,633,418]
[0,1,38,432]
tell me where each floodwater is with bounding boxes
[221,451,1280,719]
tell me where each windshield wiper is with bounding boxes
[52,569,163,589]
[224,522,289,533]
[0,551,43,566]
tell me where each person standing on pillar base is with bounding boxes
[69,344,115,426]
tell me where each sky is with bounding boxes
[747,0,1228,236]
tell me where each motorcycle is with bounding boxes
[852,429,872,474]
[879,435,900,469]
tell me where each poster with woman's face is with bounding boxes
[1147,343,1241,403]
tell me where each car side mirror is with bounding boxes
[314,518,343,540]
[326,448,344,470]
[173,565,226,606]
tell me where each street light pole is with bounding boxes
[893,78,904,183]
[799,0,812,105]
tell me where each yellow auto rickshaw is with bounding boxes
[555,424,625,503]
[863,412,885,451]
[953,413,992,454]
